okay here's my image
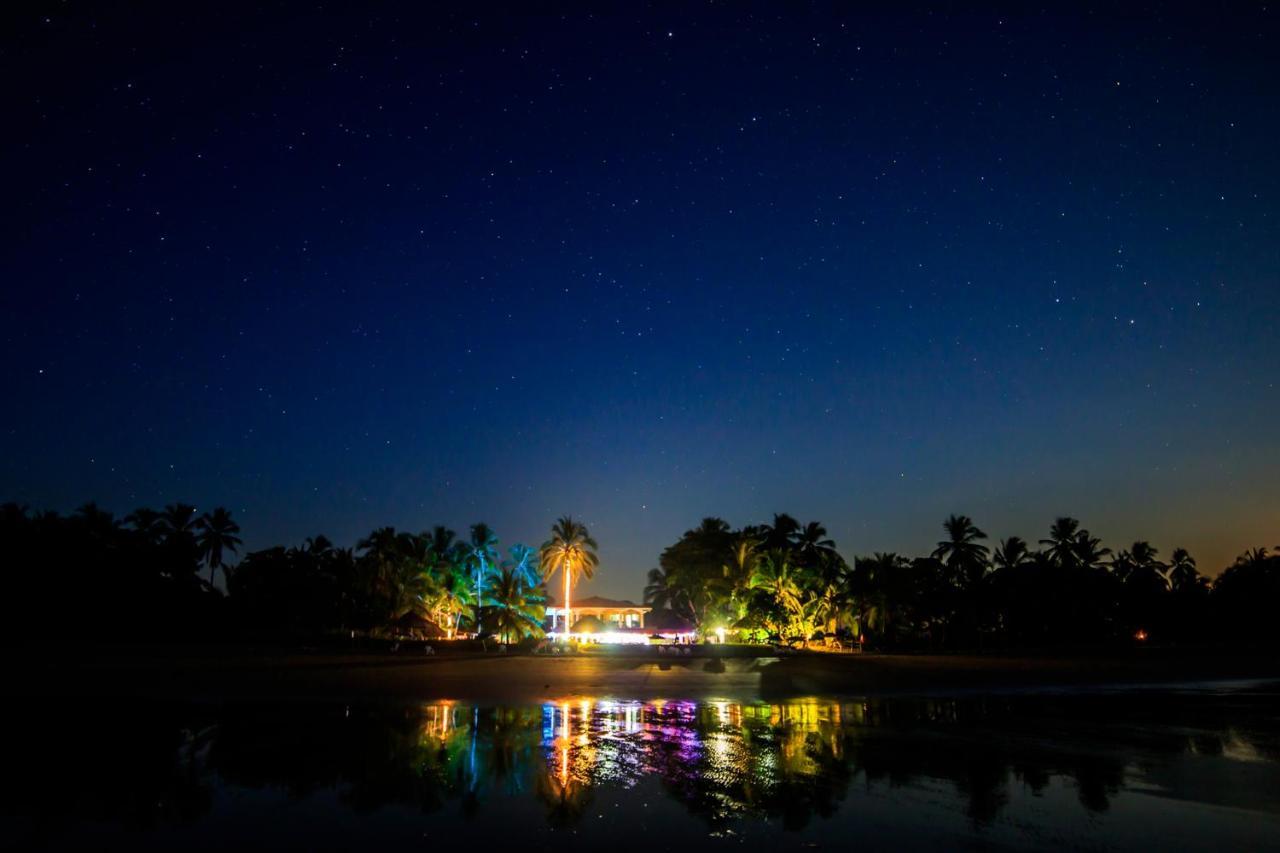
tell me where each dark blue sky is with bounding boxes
[5,3,1278,597]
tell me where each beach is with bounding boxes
[10,646,1279,703]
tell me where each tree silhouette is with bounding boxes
[197,507,242,586]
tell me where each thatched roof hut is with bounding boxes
[392,611,447,640]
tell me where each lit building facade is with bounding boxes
[545,595,650,632]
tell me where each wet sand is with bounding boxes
[9,647,1280,702]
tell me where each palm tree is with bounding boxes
[1122,540,1167,590]
[992,537,1031,572]
[467,523,500,631]
[487,567,546,643]
[506,543,542,587]
[432,565,475,638]
[303,534,334,557]
[125,507,164,544]
[812,553,850,636]
[748,551,804,631]
[161,503,199,545]
[762,513,801,551]
[1040,517,1081,568]
[539,516,599,635]
[1072,531,1112,572]
[793,521,839,566]
[848,552,909,644]
[932,514,990,588]
[357,526,408,624]
[722,535,760,617]
[73,502,116,537]
[1234,546,1270,570]
[196,507,242,586]
[643,565,682,612]
[1168,548,1201,593]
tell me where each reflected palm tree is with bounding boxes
[536,702,594,826]
[18,693,1275,838]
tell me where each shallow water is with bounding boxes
[4,686,1280,850]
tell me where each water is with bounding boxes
[4,686,1280,850]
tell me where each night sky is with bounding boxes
[5,3,1278,598]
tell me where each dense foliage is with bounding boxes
[2,501,1276,649]
[226,521,550,640]
[649,513,1280,649]
[0,503,547,645]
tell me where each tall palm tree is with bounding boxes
[539,516,599,634]
[196,507,242,586]
[932,514,990,588]
[357,526,406,622]
[467,523,500,631]
[1040,517,1081,568]
[428,525,457,560]
[1168,548,1201,593]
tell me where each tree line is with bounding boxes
[3,500,1276,649]
[0,502,597,646]
[646,513,1280,649]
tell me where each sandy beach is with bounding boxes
[9,647,1280,703]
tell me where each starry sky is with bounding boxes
[4,3,1278,598]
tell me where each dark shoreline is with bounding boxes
[6,646,1279,704]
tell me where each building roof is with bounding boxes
[544,594,650,610]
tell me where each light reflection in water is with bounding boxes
[402,693,1280,831]
[12,691,1277,847]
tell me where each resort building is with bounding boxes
[545,595,698,645]
[545,595,650,632]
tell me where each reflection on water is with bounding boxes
[4,688,1280,848]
